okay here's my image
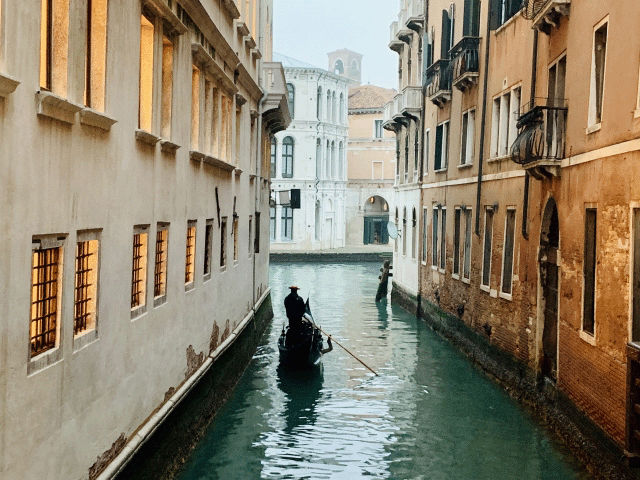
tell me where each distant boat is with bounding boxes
[278,300,325,368]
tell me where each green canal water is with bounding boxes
[176,262,591,480]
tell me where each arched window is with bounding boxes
[395,208,399,252]
[403,207,407,256]
[404,130,410,182]
[334,59,344,74]
[317,86,322,120]
[327,90,331,121]
[325,140,331,178]
[316,138,322,179]
[331,141,336,179]
[338,141,344,180]
[270,137,277,178]
[282,136,294,178]
[332,91,337,123]
[339,93,345,124]
[412,208,417,259]
[287,83,295,119]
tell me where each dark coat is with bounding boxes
[284,291,305,328]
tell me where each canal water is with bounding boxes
[176,262,591,480]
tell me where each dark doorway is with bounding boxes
[363,196,390,245]
[540,198,559,381]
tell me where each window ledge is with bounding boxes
[185,283,195,292]
[220,266,227,273]
[37,91,83,124]
[131,305,147,320]
[235,168,243,176]
[203,154,236,171]
[160,139,180,155]
[28,347,62,376]
[251,48,262,60]
[73,329,98,352]
[222,0,241,19]
[488,154,510,163]
[154,295,167,308]
[245,35,257,50]
[190,150,205,162]
[586,123,601,135]
[80,108,117,131]
[499,291,513,301]
[580,329,596,345]
[462,277,471,284]
[634,109,640,120]
[434,167,448,173]
[480,284,491,293]
[458,163,473,170]
[0,72,19,97]
[452,273,460,280]
[203,273,212,283]
[136,129,161,146]
[142,0,187,34]
[235,20,250,37]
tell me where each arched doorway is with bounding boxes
[363,196,389,245]
[540,197,560,381]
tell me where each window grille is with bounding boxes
[74,241,94,335]
[154,229,168,297]
[204,222,213,275]
[131,233,145,308]
[30,247,60,356]
[185,225,196,284]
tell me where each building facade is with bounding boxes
[385,0,640,462]
[0,0,289,479]
[383,0,426,298]
[270,53,350,251]
[346,84,396,246]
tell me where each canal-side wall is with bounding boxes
[111,294,273,480]
[391,281,639,479]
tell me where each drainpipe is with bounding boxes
[522,29,538,241]
[474,1,493,236]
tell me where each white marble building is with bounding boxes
[270,53,351,251]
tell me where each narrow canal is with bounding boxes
[176,262,590,480]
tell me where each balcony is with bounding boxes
[261,62,291,134]
[424,59,452,108]
[400,86,422,120]
[382,95,402,132]
[510,98,567,179]
[389,21,403,53]
[522,0,570,35]
[450,37,480,92]
[406,0,425,32]
[397,9,413,43]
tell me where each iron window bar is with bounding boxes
[31,248,59,356]
[154,230,167,297]
[449,37,481,84]
[131,234,144,308]
[74,242,94,335]
[185,227,195,284]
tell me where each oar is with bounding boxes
[314,325,379,377]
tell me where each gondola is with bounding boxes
[278,300,325,368]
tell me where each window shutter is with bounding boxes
[489,0,503,30]
[435,124,443,170]
[441,10,451,59]
[464,0,481,36]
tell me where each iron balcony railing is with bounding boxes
[424,59,452,98]
[511,97,568,165]
[450,37,480,84]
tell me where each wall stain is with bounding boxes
[221,319,231,342]
[185,345,205,379]
[89,433,126,480]
[210,322,220,353]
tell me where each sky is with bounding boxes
[273,0,400,89]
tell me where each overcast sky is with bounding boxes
[273,0,399,89]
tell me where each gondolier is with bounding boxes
[284,286,306,331]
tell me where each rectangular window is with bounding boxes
[248,215,253,255]
[270,207,276,241]
[281,207,293,241]
[432,207,439,267]
[482,208,494,288]
[589,20,608,129]
[190,64,201,149]
[233,215,239,262]
[139,14,155,131]
[282,139,294,178]
[154,224,168,303]
[204,220,213,277]
[460,109,475,165]
[439,208,447,270]
[412,211,417,259]
[374,119,383,138]
[131,226,149,316]
[185,221,196,287]
[270,139,276,178]
[463,209,472,281]
[372,161,383,180]
[453,208,461,276]
[74,233,99,337]
[30,239,63,357]
[402,212,407,256]
[254,212,261,253]
[434,121,449,171]
[161,34,174,139]
[40,0,70,95]
[501,209,516,296]
[423,129,429,176]
[422,208,428,263]
[84,0,108,110]
[583,208,597,335]
[632,209,640,342]
[220,217,227,268]
[491,88,520,158]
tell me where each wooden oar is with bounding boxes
[314,325,379,377]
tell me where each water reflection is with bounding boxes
[276,363,324,434]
